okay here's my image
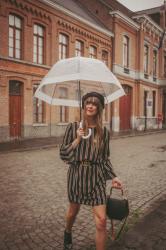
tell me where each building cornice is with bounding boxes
[57,19,111,47]
[0,56,50,69]
[132,14,164,35]
[109,10,140,31]
[6,0,51,21]
[41,0,114,37]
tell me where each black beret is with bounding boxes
[82,92,105,109]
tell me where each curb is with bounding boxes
[0,129,166,154]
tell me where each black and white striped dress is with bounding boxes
[60,122,116,206]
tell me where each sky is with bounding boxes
[117,0,164,12]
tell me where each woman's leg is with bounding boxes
[92,205,107,250]
[65,202,80,232]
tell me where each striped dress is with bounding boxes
[60,122,117,206]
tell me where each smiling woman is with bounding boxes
[60,91,123,250]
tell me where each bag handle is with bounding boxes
[109,187,128,241]
[110,186,124,197]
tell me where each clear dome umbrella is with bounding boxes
[35,57,125,138]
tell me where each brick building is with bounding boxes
[0,0,113,141]
[77,0,166,131]
[0,0,166,142]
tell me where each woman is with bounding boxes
[60,92,122,250]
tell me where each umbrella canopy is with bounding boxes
[34,57,125,107]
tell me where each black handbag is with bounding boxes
[106,187,129,240]
[106,187,129,220]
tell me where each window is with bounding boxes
[153,50,157,80]
[59,87,68,122]
[33,85,45,123]
[33,24,44,64]
[152,91,156,117]
[123,36,129,68]
[59,33,69,59]
[9,14,22,59]
[144,45,149,75]
[164,54,166,77]
[102,50,108,66]
[75,40,84,56]
[144,91,148,117]
[89,45,97,58]
[9,81,22,96]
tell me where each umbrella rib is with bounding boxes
[99,82,109,104]
[51,86,57,105]
[49,85,57,136]
[78,80,82,121]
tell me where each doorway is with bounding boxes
[163,91,166,128]
[9,81,22,138]
[119,85,132,130]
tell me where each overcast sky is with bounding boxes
[117,0,164,11]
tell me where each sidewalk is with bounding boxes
[0,128,165,153]
[0,132,166,249]
[109,195,166,250]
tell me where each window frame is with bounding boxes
[153,49,158,81]
[59,33,69,60]
[75,40,84,57]
[33,84,45,124]
[102,50,109,66]
[144,44,149,76]
[164,54,166,78]
[89,45,97,58]
[8,14,22,59]
[59,87,68,123]
[33,23,45,64]
[123,35,129,69]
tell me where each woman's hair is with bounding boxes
[82,96,103,147]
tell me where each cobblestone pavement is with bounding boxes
[0,132,166,250]
[110,195,166,250]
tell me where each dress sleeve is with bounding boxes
[60,123,76,163]
[103,128,117,180]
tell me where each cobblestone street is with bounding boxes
[0,132,166,250]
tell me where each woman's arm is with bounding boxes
[103,128,117,179]
[60,123,84,163]
[60,123,75,163]
[104,128,122,188]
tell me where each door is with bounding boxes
[9,81,22,138]
[163,92,166,128]
[120,85,132,130]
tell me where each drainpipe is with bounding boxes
[111,15,116,132]
[144,91,148,131]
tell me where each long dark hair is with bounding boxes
[82,96,104,147]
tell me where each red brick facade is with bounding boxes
[0,0,166,142]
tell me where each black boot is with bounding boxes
[64,230,72,250]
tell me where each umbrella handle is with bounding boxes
[79,121,92,139]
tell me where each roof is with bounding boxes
[49,0,107,29]
[135,4,165,15]
[103,0,133,17]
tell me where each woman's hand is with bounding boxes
[72,128,84,149]
[76,127,84,140]
[112,177,123,189]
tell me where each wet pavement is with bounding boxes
[0,132,166,249]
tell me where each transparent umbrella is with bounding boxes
[35,57,125,138]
